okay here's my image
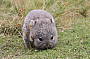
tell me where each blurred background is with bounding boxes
[0,0,90,36]
[0,0,90,59]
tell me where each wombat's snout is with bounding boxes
[33,36,56,50]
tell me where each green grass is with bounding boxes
[0,0,90,59]
[0,18,90,59]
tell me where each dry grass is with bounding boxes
[0,0,90,35]
[0,0,90,59]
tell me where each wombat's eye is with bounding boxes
[51,35,53,40]
[39,37,43,41]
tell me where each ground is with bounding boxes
[0,0,90,59]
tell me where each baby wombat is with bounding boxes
[22,10,58,50]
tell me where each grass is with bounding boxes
[0,0,90,59]
[0,18,90,59]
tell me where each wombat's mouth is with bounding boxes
[34,41,55,50]
[30,41,55,50]
[36,45,55,50]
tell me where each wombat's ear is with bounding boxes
[29,20,36,29]
[50,18,55,23]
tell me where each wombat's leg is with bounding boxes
[23,31,31,49]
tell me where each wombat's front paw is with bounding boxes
[24,41,31,49]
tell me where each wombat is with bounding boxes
[22,10,58,50]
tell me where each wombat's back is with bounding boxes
[25,10,54,22]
